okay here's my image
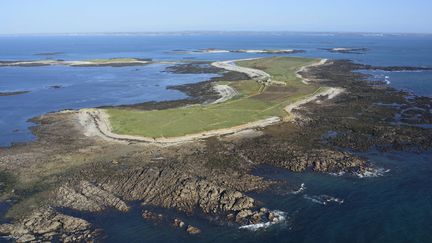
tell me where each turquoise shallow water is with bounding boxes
[0,33,431,242]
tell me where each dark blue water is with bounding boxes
[0,33,431,242]
[63,151,431,243]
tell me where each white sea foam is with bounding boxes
[204,49,230,53]
[384,76,391,84]
[303,195,344,205]
[291,183,306,194]
[239,210,287,231]
[239,222,273,231]
[355,167,390,178]
[329,171,346,177]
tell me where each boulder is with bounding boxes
[186,225,201,235]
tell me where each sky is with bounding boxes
[1,0,431,34]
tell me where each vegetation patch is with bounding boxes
[106,57,320,138]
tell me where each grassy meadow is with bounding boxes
[106,57,320,138]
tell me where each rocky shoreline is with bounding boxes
[0,58,431,241]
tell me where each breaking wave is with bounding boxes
[291,183,306,194]
[384,75,391,84]
[329,171,346,177]
[355,167,390,178]
[303,194,344,205]
[239,210,287,231]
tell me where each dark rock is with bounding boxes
[173,218,185,228]
[0,91,30,96]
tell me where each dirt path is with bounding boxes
[284,87,345,114]
[296,59,328,84]
[212,58,272,83]
[212,85,239,104]
[78,58,343,145]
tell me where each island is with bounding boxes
[0,91,30,96]
[191,48,305,54]
[0,58,152,67]
[81,57,340,143]
[322,47,369,54]
[0,56,430,242]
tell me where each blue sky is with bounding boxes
[1,0,431,34]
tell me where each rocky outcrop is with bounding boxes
[0,207,98,242]
[54,180,129,212]
[2,57,431,242]
[238,141,366,173]
[98,166,255,215]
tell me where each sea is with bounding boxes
[0,32,431,242]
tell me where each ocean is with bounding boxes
[0,33,431,242]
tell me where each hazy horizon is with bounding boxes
[1,0,432,35]
[1,31,432,37]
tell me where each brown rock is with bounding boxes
[226,213,235,221]
[54,180,129,212]
[16,234,36,242]
[0,207,98,242]
[186,225,201,235]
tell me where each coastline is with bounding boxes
[296,58,328,84]
[77,58,335,144]
[0,56,431,242]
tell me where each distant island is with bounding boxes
[189,48,306,54]
[0,58,152,67]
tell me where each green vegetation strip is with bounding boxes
[106,57,320,138]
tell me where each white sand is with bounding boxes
[212,58,271,83]
[212,85,239,104]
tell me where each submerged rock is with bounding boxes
[186,225,201,235]
[142,210,163,221]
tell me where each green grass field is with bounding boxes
[106,57,321,138]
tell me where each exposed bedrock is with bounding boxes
[235,138,366,173]
[53,180,129,212]
[55,166,257,215]
[0,207,99,242]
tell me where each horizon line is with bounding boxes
[1,30,432,37]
